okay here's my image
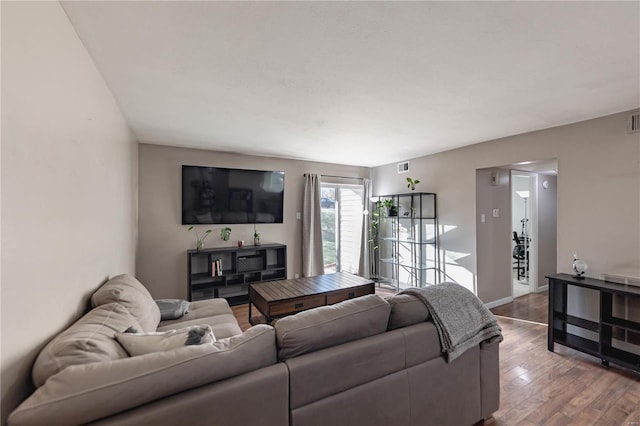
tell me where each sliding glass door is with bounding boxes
[320,183,364,274]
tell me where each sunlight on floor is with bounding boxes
[513,280,530,298]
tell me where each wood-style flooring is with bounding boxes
[490,291,548,324]
[490,316,640,425]
[230,287,640,425]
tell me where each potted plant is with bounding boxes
[220,227,232,242]
[406,177,420,191]
[382,199,398,217]
[253,224,261,246]
[187,226,212,251]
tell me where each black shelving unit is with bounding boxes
[187,243,286,305]
[373,192,440,290]
[547,273,640,373]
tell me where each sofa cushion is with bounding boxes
[158,297,242,332]
[286,327,408,410]
[91,274,161,332]
[387,293,431,330]
[32,303,141,388]
[275,294,391,360]
[9,325,277,426]
[115,325,216,356]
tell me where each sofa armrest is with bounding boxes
[480,336,501,418]
[9,325,276,426]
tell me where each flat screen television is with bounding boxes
[182,165,285,224]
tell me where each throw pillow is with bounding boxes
[115,325,215,357]
[155,299,191,321]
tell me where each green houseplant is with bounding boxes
[187,226,212,251]
[382,198,398,217]
[220,227,232,242]
[406,177,420,191]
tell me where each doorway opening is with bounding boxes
[511,172,536,298]
[476,158,557,323]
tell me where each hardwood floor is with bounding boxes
[230,303,251,331]
[491,291,548,324]
[231,288,640,425]
[489,316,640,425]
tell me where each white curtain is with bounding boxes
[358,178,371,277]
[302,173,324,277]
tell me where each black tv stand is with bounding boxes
[187,243,286,305]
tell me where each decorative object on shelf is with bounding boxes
[406,177,421,191]
[572,253,588,280]
[187,226,212,251]
[237,240,244,248]
[253,224,261,246]
[220,227,232,242]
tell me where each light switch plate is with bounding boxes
[492,209,500,217]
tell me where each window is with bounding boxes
[320,183,364,274]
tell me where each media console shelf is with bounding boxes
[547,273,640,373]
[187,243,286,305]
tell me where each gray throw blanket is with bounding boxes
[399,283,502,362]
[155,299,191,321]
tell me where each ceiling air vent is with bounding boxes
[628,111,640,133]
[397,161,409,174]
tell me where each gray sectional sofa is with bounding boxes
[9,274,501,426]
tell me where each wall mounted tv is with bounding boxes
[182,165,285,225]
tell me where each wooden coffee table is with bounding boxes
[248,272,375,324]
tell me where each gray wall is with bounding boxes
[371,110,640,304]
[137,143,369,299]
[1,2,138,422]
[475,168,512,302]
[537,174,557,289]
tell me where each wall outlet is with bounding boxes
[296,212,301,220]
[492,209,500,217]
[481,213,486,223]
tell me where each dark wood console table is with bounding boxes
[547,273,640,373]
[249,272,375,324]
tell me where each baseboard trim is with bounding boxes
[485,296,513,309]
[535,285,548,292]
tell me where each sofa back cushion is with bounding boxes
[32,303,141,387]
[10,325,277,426]
[91,273,160,332]
[386,293,430,330]
[275,294,391,360]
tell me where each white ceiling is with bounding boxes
[61,1,640,167]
